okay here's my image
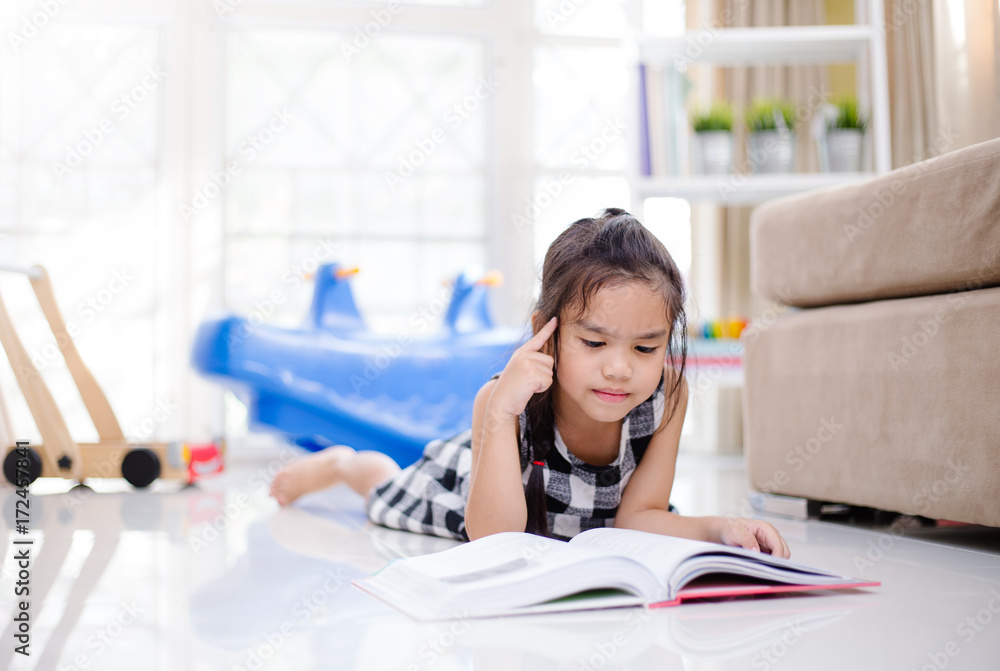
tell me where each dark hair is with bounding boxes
[524,208,688,537]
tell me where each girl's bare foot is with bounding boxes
[270,446,356,505]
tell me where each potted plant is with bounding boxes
[821,96,868,172]
[690,103,734,176]
[745,98,797,173]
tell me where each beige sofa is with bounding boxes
[742,137,1000,527]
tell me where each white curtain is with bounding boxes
[711,0,827,319]
[887,0,1000,167]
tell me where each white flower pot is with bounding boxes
[747,130,796,174]
[691,131,733,176]
[823,128,864,172]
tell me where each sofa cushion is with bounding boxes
[750,137,1000,308]
[742,286,1000,527]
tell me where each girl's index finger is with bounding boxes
[523,316,557,351]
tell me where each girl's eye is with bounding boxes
[582,339,604,348]
[635,346,658,354]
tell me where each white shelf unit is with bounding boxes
[627,3,892,454]
[638,24,876,66]
[635,172,879,206]
[628,1,892,209]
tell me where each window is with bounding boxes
[0,1,504,443]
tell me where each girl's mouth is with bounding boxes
[593,389,629,404]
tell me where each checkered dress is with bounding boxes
[365,375,668,542]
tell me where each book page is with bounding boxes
[571,528,854,600]
[394,531,600,582]
[570,527,717,584]
[358,531,662,619]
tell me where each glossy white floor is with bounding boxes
[1,437,999,670]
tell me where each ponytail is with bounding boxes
[523,389,555,537]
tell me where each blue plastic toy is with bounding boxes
[191,263,526,467]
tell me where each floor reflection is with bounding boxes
[0,453,997,670]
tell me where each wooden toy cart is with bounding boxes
[0,264,189,488]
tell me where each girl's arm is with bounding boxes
[465,379,526,539]
[614,371,790,558]
[466,316,559,540]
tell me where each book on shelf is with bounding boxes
[643,63,673,176]
[637,63,692,177]
[637,63,652,176]
[351,527,879,620]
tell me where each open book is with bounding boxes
[352,527,878,620]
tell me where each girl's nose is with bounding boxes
[602,353,631,379]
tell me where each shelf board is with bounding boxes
[687,338,742,364]
[685,338,742,387]
[634,172,877,205]
[640,25,873,66]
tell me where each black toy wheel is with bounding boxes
[121,448,161,488]
[3,447,42,487]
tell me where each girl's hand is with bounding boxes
[717,518,791,558]
[487,316,558,420]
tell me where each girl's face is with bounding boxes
[551,281,672,427]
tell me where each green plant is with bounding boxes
[829,96,868,131]
[691,103,734,132]
[745,98,797,132]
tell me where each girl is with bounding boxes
[271,208,790,557]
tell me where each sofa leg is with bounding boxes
[749,492,936,527]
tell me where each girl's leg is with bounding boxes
[269,446,400,505]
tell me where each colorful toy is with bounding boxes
[0,264,222,488]
[692,317,749,340]
[186,440,227,483]
[191,263,526,467]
